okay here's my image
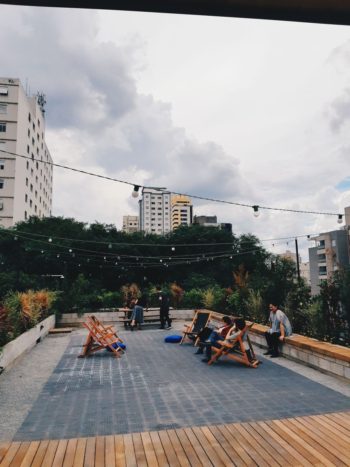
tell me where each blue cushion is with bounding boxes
[107,342,126,351]
[164,335,182,343]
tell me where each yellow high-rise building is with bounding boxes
[171,195,193,230]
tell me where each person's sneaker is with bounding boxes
[202,358,210,363]
[195,348,204,355]
[166,325,172,330]
[263,350,272,355]
[270,353,279,358]
[159,327,165,330]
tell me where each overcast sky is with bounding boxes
[1,5,350,261]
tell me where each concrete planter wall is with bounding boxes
[58,309,194,326]
[0,314,55,371]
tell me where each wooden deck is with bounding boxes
[1,411,350,466]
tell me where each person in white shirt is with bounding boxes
[264,303,292,358]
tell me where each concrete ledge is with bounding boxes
[0,314,56,371]
[209,310,350,381]
[58,309,194,327]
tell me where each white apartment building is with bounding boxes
[0,78,53,228]
[139,188,171,235]
[171,195,193,229]
[122,215,139,233]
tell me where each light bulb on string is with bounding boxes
[252,205,260,217]
[132,185,140,198]
[338,214,343,224]
[69,249,72,253]
[48,237,52,242]
[108,243,112,249]
[171,247,175,251]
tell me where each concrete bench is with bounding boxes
[208,311,350,381]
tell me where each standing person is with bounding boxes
[156,286,172,330]
[264,303,292,358]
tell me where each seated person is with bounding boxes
[201,317,255,363]
[130,294,148,330]
[195,315,233,356]
[264,303,292,358]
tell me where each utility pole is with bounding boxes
[295,238,301,282]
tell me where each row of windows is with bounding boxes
[28,112,41,129]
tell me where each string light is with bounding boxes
[0,148,343,219]
[253,205,260,217]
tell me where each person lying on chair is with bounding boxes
[195,315,233,355]
[201,317,254,363]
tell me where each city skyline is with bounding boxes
[1,5,350,262]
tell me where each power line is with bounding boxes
[0,148,343,218]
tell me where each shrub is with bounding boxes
[181,288,203,309]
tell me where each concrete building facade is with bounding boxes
[122,215,139,233]
[308,227,350,295]
[0,78,53,228]
[139,188,171,235]
[171,195,193,229]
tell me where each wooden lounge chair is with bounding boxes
[78,315,124,358]
[208,323,261,368]
[180,310,212,345]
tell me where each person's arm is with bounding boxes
[279,322,285,341]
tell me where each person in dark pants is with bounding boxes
[130,294,148,330]
[264,303,292,358]
[156,286,172,330]
[195,315,233,355]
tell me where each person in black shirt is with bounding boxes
[156,286,172,330]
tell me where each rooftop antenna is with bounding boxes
[36,92,47,116]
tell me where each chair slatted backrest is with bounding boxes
[79,316,124,358]
[181,310,212,345]
[192,311,211,333]
[87,315,123,343]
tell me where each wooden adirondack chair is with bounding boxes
[78,315,124,358]
[180,310,212,345]
[208,323,260,368]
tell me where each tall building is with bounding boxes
[171,195,193,229]
[308,222,350,295]
[193,215,232,233]
[138,188,171,235]
[0,78,53,228]
[122,215,139,233]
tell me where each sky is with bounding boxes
[1,5,350,261]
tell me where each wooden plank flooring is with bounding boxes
[1,411,350,466]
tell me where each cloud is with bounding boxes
[1,4,349,267]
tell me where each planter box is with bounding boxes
[0,314,56,371]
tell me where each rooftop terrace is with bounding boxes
[1,321,350,465]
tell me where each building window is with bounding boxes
[28,113,31,122]
[26,177,28,186]
[0,179,4,189]
[32,122,35,131]
[28,129,30,137]
[31,153,34,161]
[0,104,7,114]
[38,119,40,127]
[30,200,32,207]
[25,194,28,202]
[34,205,37,213]
[331,239,336,247]
[0,123,6,132]
[0,160,4,170]
[36,162,39,169]
[25,211,27,220]
[31,168,33,176]
[0,87,8,96]
[30,184,33,192]
[26,161,29,169]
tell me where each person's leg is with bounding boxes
[164,310,171,328]
[202,342,221,362]
[159,309,165,329]
[264,331,273,354]
[270,332,281,357]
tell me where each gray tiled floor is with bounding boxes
[14,329,350,441]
